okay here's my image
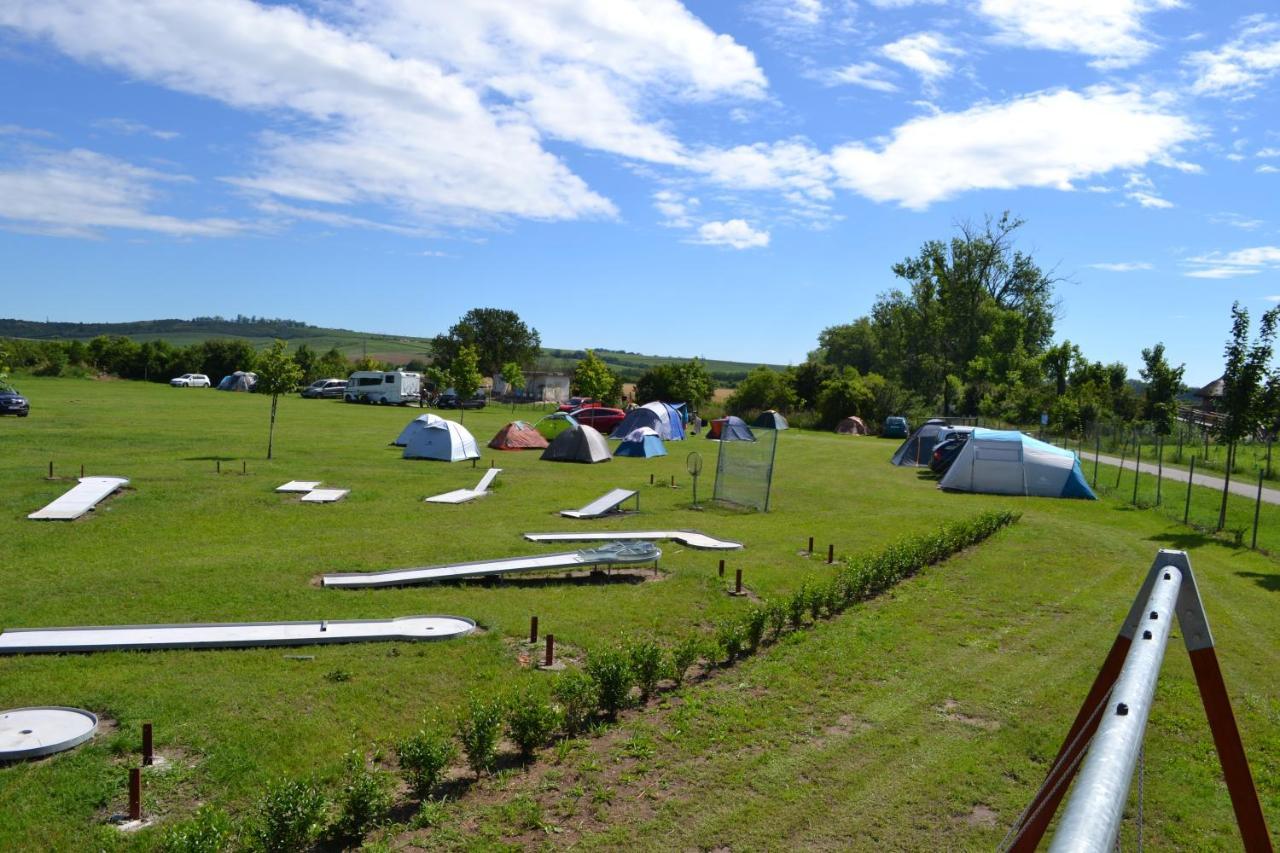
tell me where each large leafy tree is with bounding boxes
[255,340,304,460]
[634,359,714,408]
[1215,303,1279,527]
[726,366,796,415]
[816,367,875,428]
[1139,342,1186,436]
[571,350,621,404]
[449,344,484,399]
[432,308,541,378]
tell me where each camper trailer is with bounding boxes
[344,371,422,405]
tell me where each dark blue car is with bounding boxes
[883,415,909,438]
[0,386,30,417]
[929,430,972,474]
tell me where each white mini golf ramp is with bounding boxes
[426,468,502,504]
[524,530,743,550]
[323,541,661,589]
[28,477,128,521]
[276,480,322,493]
[300,488,349,503]
[0,616,475,654]
[0,707,98,760]
[560,488,638,519]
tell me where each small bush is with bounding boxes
[806,583,824,621]
[715,620,744,664]
[397,724,455,799]
[585,645,634,719]
[627,638,666,702]
[506,688,560,759]
[743,606,768,652]
[786,590,807,630]
[668,635,702,687]
[456,694,505,777]
[552,669,598,735]
[160,805,234,853]
[766,600,788,639]
[331,753,393,842]
[250,777,327,853]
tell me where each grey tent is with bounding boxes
[753,410,789,430]
[541,423,612,463]
[217,371,257,392]
[836,415,867,435]
[707,416,755,442]
[890,418,951,466]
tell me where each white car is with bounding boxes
[170,373,211,388]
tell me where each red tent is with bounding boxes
[489,421,549,450]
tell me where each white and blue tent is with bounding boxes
[938,429,1096,499]
[394,413,448,447]
[403,418,480,462]
[611,401,685,441]
[614,427,666,458]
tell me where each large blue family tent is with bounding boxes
[614,427,666,458]
[610,401,685,440]
[938,429,1096,499]
[890,418,951,466]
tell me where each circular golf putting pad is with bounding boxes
[0,707,98,760]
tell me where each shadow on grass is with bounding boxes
[1235,571,1280,592]
[183,455,238,461]
[1147,530,1243,553]
[469,571,652,589]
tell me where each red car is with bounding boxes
[558,396,600,413]
[569,407,626,434]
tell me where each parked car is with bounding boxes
[0,386,30,416]
[883,415,910,438]
[437,393,487,410]
[929,431,972,474]
[569,406,626,434]
[558,396,599,413]
[301,378,348,399]
[170,373,211,388]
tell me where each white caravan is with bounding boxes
[344,371,422,405]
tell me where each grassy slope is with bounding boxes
[0,376,1276,849]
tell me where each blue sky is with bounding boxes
[1,1,1278,384]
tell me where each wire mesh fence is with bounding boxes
[712,427,779,512]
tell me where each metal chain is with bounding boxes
[998,683,1116,852]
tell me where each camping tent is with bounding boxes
[619,401,685,440]
[541,423,611,463]
[938,429,1096,499]
[836,416,868,435]
[489,420,549,451]
[753,410,789,430]
[217,371,256,392]
[707,416,755,442]
[402,418,480,462]
[534,412,578,441]
[614,427,666,458]
[890,419,952,466]
[394,413,448,447]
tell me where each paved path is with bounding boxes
[1090,453,1280,505]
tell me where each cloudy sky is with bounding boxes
[1,0,1278,382]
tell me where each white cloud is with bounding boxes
[1184,245,1280,279]
[1265,295,1280,302]
[977,0,1182,68]
[1258,165,1280,174]
[822,61,899,93]
[92,117,179,140]
[0,0,774,233]
[1089,261,1153,271]
[1257,147,1280,158]
[1211,212,1264,230]
[0,148,242,238]
[881,32,963,83]
[693,139,833,202]
[829,87,1196,210]
[1187,18,1280,99]
[652,189,700,227]
[1125,172,1173,208]
[692,219,770,249]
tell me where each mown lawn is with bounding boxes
[1,376,1277,850]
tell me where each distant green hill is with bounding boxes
[0,317,784,384]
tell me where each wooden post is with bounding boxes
[827,544,834,564]
[80,463,85,478]
[241,461,246,475]
[1132,440,1142,505]
[718,559,724,577]
[544,634,554,667]
[1251,470,1264,550]
[1093,430,1101,488]
[142,723,153,767]
[216,459,221,474]
[529,616,538,644]
[807,536,814,555]
[735,568,743,595]
[48,460,54,479]
[1185,456,1196,525]
[1115,432,1129,489]
[1156,435,1164,506]
[128,768,141,820]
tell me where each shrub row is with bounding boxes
[160,510,1017,852]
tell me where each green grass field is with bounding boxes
[1,376,1277,850]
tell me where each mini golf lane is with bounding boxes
[0,616,475,654]
[323,542,662,589]
[523,530,743,550]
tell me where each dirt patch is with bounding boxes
[962,804,998,827]
[937,699,1000,731]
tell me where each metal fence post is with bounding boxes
[1093,429,1101,489]
[1184,456,1196,525]
[1252,470,1264,550]
[1132,439,1142,505]
[1156,435,1164,506]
